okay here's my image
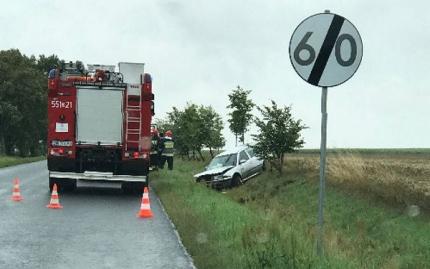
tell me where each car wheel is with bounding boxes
[230,174,242,187]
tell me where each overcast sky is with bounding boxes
[1,0,429,148]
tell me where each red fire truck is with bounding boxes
[47,62,154,192]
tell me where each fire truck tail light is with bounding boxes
[142,153,148,159]
[49,148,66,156]
[68,150,73,155]
[133,151,139,159]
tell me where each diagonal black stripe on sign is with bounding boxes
[307,15,345,86]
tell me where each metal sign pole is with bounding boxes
[289,10,362,258]
[317,86,328,256]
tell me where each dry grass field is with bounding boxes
[288,149,430,211]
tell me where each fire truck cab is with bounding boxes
[47,62,154,192]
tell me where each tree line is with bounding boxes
[0,49,60,156]
[157,85,307,174]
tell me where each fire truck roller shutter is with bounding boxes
[76,86,124,145]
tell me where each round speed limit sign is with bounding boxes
[289,12,363,87]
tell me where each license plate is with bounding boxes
[51,140,73,147]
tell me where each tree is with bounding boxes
[0,49,48,156]
[227,86,254,146]
[37,54,61,74]
[198,106,225,158]
[166,104,204,160]
[179,103,204,160]
[153,118,174,134]
[162,103,225,160]
[0,50,66,156]
[165,107,189,159]
[252,100,307,175]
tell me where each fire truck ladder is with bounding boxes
[125,91,141,151]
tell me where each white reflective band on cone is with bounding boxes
[143,193,149,199]
[141,203,150,210]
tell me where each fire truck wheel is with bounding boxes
[49,177,76,193]
[49,177,56,192]
[121,182,146,195]
[63,180,77,192]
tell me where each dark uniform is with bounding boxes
[159,136,174,170]
[150,134,160,170]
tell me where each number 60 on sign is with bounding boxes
[289,13,363,87]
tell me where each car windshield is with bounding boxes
[207,154,237,170]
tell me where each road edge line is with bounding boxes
[151,186,198,269]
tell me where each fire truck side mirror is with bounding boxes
[151,101,155,116]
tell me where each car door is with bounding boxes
[238,150,252,179]
[245,148,263,175]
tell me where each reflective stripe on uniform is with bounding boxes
[164,141,174,148]
[162,140,174,156]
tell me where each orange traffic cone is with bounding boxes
[137,187,153,218]
[46,184,63,209]
[11,178,23,201]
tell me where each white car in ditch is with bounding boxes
[194,146,264,189]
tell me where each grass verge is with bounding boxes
[0,155,45,168]
[151,157,430,268]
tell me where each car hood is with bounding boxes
[193,166,235,178]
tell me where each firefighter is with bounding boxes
[157,132,164,169]
[159,130,174,170]
[150,127,160,170]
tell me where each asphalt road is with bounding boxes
[0,161,195,269]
